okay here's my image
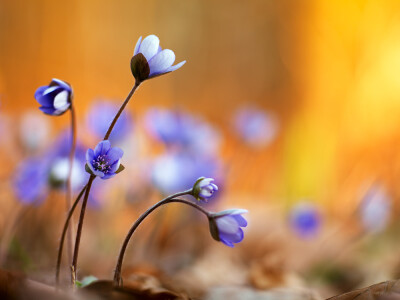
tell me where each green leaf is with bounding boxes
[85,163,94,175]
[115,164,125,174]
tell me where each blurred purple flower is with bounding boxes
[290,202,321,238]
[209,209,248,247]
[133,35,186,81]
[34,78,72,116]
[151,151,220,195]
[144,108,221,156]
[13,158,49,204]
[234,107,278,148]
[192,177,218,202]
[360,185,391,233]
[86,140,123,180]
[86,100,133,144]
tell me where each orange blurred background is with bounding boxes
[1,0,400,296]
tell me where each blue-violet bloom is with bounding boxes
[34,78,72,116]
[86,140,124,180]
[290,202,321,238]
[209,209,248,247]
[132,35,186,82]
[192,177,218,202]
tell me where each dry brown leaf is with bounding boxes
[326,280,400,300]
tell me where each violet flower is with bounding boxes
[86,140,124,180]
[192,177,218,202]
[209,209,248,247]
[34,78,72,116]
[289,202,321,238]
[13,158,49,205]
[131,35,186,82]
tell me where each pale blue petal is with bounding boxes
[94,140,111,157]
[148,49,175,76]
[106,147,123,164]
[165,60,186,72]
[138,35,159,61]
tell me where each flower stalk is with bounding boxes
[113,191,209,287]
[56,183,87,286]
[65,101,77,275]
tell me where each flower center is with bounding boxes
[92,154,111,173]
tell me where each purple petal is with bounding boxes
[106,147,124,164]
[39,106,57,115]
[109,159,121,173]
[232,214,247,227]
[36,87,63,107]
[138,35,159,61]
[165,60,186,73]
[220,238,235,247]
[133,36,142,55]
[94,140,111,157]
[199,178,214,188]
[34,86,48,99]
[86,148,95,163]
[211,183,218,191]
[148,49,175,76]
[51,78,71,92]
[216,216,239,234]
[101,173,116,180]
[220,228,244,244]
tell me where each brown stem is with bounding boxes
[71,175,95,285]
[113,192,209,287]
[65,102,77,274]
[103,82,140,140]
[55,184,87,286]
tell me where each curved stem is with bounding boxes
[113,192,209,287]
[71,175,95,286]
[55,184,87,286]
[103,82,140,141]
[65,102,77,274]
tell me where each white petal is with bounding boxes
[53,91,70,110]
[133,36,142,55]
[166,60,186,72]
[138,35,159,61]
[148,49,175,76]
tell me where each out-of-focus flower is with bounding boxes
[49,157,86,190]
[209,209,248,247]
[86,140,124,180]
[151,151,220,195]
[192,177,218,202]
[289,202,321,238]
[13,158,49,204]
[360,185,391,233]
[131,35,186,82]
[86,100,133,144]
[144,108,221,156]
[234,107,278,148]
[34,78,72,116]
[19,111,51,152]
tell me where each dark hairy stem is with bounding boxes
[65,102,77,274]
[71,175,95,285]
[67,82,140,285]
[103,82,140,140]
[55,184,87,286]
[113,192,209,287]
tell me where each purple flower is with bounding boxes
[86,140,124,180]
[34,78,72,116]
[290,202,321,238]
[234,107,278,148]
[86,100,133,144]
[131,35,186,82]
[192,177,218,202]
[209,209,248,247]
[13,158,49,204]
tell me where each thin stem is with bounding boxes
[71,175,95,286]
[55,184,87,286]
[103,82,140,140]
[113,192,209,287]
[65,102,77,274]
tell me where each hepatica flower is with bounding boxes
[290,202,321,238]
[86,140,124,180]
[209,209,248,247]
[34,78,72,116]
[192,177,218,202]
[131,35,186,82]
